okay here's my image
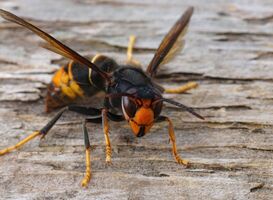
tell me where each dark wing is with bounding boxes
[0,9,110,82]
[146,7,194,77]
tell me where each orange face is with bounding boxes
[122,97,162,137]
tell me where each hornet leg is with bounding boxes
[0,107,67,155]
[126,35,141,67]
[157,116,189,166]
[80,111,124,187]
[0,105,110,187]
[164,81,198,94]
[102,109,112,164]
[0,105,102,156]
[81,119,91,187]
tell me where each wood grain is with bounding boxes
[0,0,272,199]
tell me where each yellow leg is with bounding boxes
[0,108,66,156]
[0,131,40,155]
[166,117,188,166]
[164,81,198,94]
[102,109,112,164]
[81,147,91,187]
[126,35,141,67]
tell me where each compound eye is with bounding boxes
[152,101,163,119]
[122,96,138,118]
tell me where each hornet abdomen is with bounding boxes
[45,55,119,112]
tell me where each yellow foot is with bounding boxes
[81,147,91,188]
[175,155,189,166]
[105,157,112,165]
[0,131,40,156]
[176,158,189,166]
[105,144,112,165]
[164,82,198,94]
[81,175,91,188]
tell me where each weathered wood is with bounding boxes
[0,0,273,199]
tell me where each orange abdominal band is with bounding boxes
[52,65,84,99]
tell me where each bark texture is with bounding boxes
[0,0,273,199]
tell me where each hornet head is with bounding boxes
[121,96,163,137]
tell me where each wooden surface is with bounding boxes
[0,0,273,199]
